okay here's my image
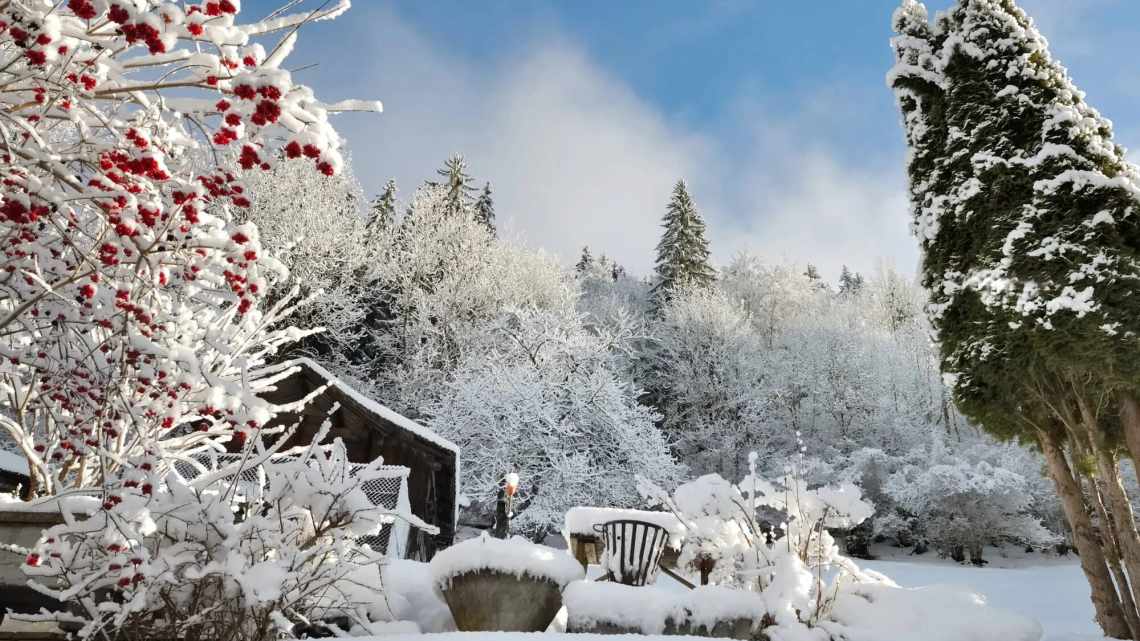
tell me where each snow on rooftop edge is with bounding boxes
[429,534,584,590]
[271,357,459,455]
[0,449,29,476]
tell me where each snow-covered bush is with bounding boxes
[366,185,576,417]
[0,0,374,496]
[22,432,434,640]
[0,1,399,637]
[885,459,1058,563]
[638,452,876,634]
[428,307,682,538]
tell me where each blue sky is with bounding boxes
[247,0,1140,280]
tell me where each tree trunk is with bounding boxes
[1089,476,1140,640]
[1040,431,1131,638]
[1119,394,1140,468]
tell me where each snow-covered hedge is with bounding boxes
[429,535,584,591]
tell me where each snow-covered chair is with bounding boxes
[596,519,669,586]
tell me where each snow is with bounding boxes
[860,557,1101,641]
[0,493,100,514]
[562,581,684,634]
[564,580,766,634]
[564,507,686,548]
[382,560,457,633]
[0,449,28,475]
[429,534,584,590]
[826,582,1042,641]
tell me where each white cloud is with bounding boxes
[307,5,914,281]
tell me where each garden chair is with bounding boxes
[594,519,669,586]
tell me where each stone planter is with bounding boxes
[439,569,564,632]
[667,617,759,639]
[0,508,65,619]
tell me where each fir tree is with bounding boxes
[475,182,496,235]
[651,180,716,305]
[428,154,478,218]
[839,265,864,295]
[576,246,594,274]
[368,179,397,231]
[804,264,821,281]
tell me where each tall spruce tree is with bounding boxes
[428,154,478,218]
[651,180,716,305]
[576,246,594,274]
[475,182,496,235]
[890,1,1140,636]
[838,265,864,295]
[368,179,398,231]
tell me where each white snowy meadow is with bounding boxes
[0,0,1137,640]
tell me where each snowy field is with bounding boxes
[862,557,1101,641]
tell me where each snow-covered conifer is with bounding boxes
[651,180,715,306]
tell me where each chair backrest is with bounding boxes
[594,519,669,586]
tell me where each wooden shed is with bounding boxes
[259,358,460,560]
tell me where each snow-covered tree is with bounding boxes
[474,182,496,235]
[576,246,595,274]
[651,180,715,306]
[0,0,375,497]
[885,459,1058,564]
[369,179,398,232]
[366,185,575,417]
[642,287,773,477]
[0,0,393,637]
[427,308,682,539]
[427,154,478,219]
[890,1,1140,635]
[243,156,377,370]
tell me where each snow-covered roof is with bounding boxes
[0,449,29,476]
[273,357,459,455]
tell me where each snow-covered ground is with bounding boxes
[862,554,1101,641]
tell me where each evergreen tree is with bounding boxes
[651,180,716,305]
[368,179,397,231]
[428,154,478,218]
[475,182,496,235]
[839,265,864,295]
[803,264,821,281]
[890,1,1140,636]
[576,246,594,274]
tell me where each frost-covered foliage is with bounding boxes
[638,254,1061,557]
[0,0,373,497]
[428,308,682,538]
[643,286,770,478]
[22,434,435,640]
[638,454,878,636]
[366,185,575,417]
[885,459,1058,563]
[241,158,377,370]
